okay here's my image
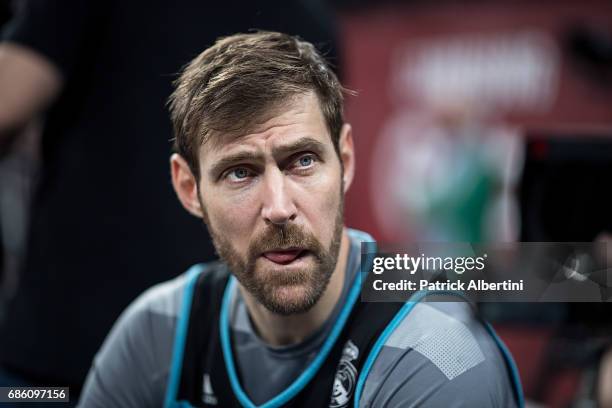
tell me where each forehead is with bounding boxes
[200,92,332,159]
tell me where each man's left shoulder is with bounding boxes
[358,301,519,408]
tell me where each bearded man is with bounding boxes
[79,31,523,408]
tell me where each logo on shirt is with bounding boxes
[330,340,359,408]
[202,373,218,405]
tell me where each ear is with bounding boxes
[170,153,204,218]
[338,123,355,194]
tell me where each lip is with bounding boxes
[261,248,306,265]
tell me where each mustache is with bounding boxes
[247,223,324,260]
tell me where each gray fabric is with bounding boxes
[79,273,186,408]
[78,229,517,408]
[359,301,518,408]
[384,303,485,380]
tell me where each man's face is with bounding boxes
[196,93,348,315]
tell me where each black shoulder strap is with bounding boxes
[179,262,231,404]
[164,262,232,407]
[169,263,405,408]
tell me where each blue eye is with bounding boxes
[232,168,249,179]
[298,155,314,167]
[227,167,251,180]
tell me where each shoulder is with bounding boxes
[358,300,519,408]
[119,261,229,342]
[347,228,375,248]
[108,264,202,343]
[115,261,229,338]
[78,263,216,407]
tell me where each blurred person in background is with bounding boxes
[0,0,338,401]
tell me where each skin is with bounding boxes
[599,347,612,408]
[0,43,62,145]
[171,92,355,346]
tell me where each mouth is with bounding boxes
[261,248,308,265]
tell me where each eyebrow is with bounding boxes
[208,151,265,179]
[208,136,327,179]
[271,137,326,159]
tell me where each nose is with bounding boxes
[260,168,297,225]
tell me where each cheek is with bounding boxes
[298,173,343,242]
[204,193,257,249]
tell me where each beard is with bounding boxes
[205,199,344,316]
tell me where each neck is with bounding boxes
[239,229,351,347]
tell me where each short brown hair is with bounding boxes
[168,31,346,179]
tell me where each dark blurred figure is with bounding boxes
[0,0,338,397]
[519,135,612,407]
[0,0,9,276]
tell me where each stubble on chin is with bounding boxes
[206,208,344,316]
